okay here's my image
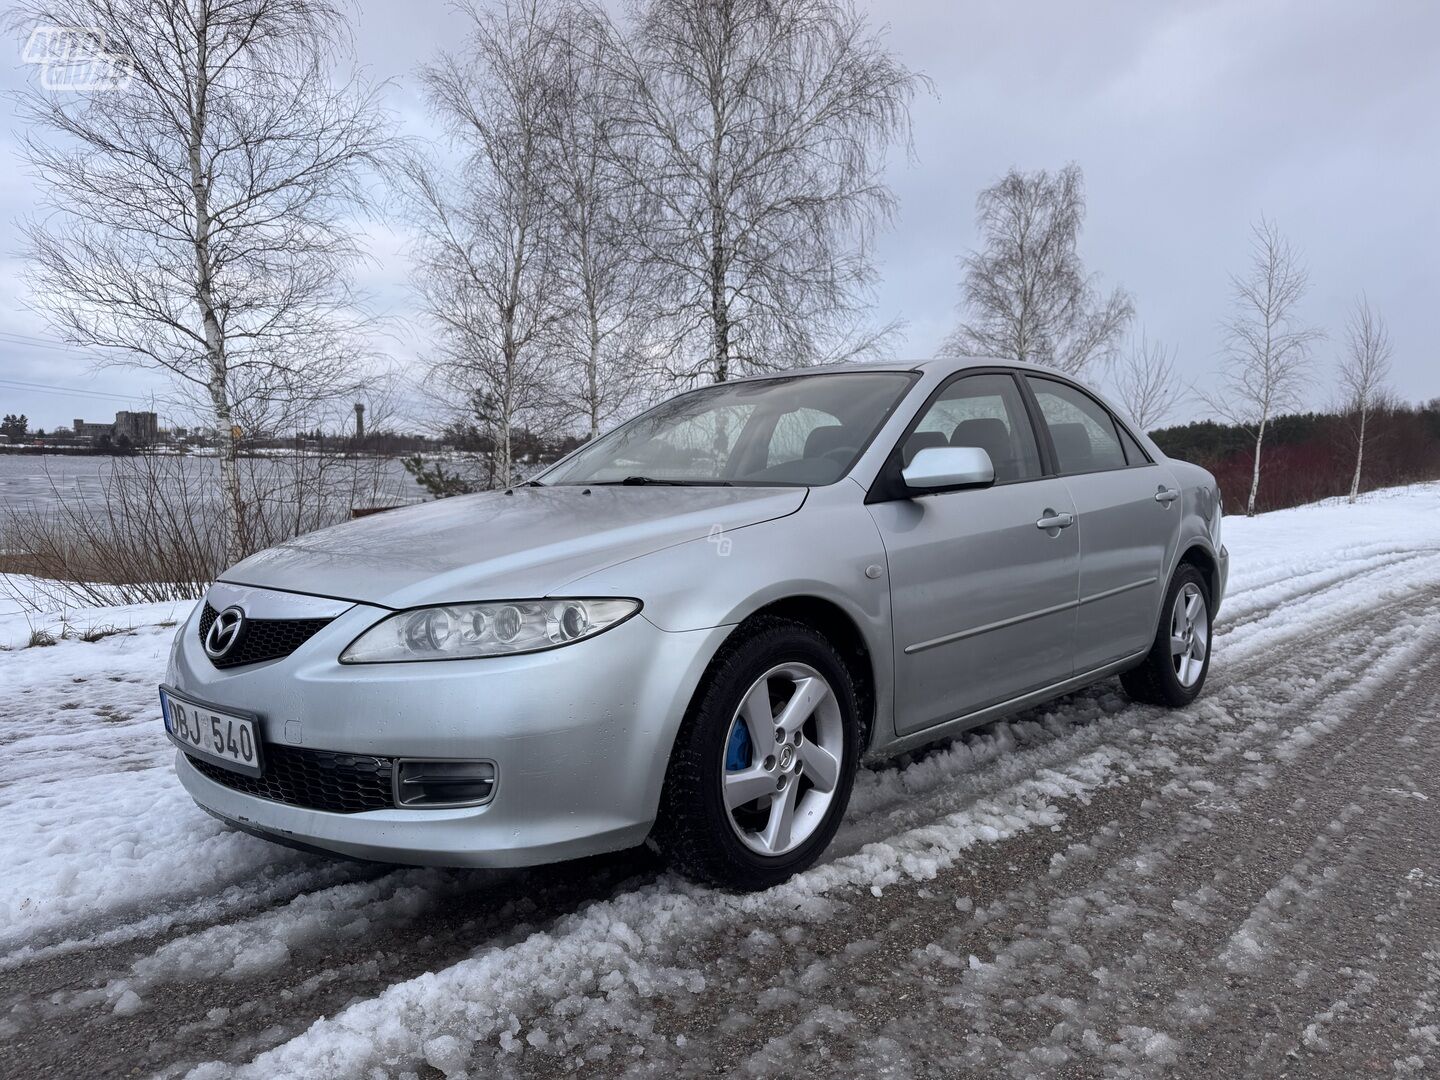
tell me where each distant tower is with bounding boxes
[354,402,365,441]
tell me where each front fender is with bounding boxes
[556,482,897,741]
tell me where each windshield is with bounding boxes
[539,372,916,487]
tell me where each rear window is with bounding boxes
[1026,377,1128,474]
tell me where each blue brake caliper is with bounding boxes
[725,720,753,772]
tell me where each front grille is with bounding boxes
[189,744,395,813]
[198,602,333,669]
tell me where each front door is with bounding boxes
[868,372,1080,736]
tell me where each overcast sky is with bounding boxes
[2,0,1437,431]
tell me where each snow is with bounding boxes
[0,600,378,961]
[3,481,1440,1077]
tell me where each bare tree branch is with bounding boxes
[946,163,1133,376]
[546,4,659,436]
[1112,330,1182,432]
[603,0,923,383]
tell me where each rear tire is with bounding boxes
[1121,564,1213,707]
[652,616,860,890]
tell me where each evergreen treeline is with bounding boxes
[1151,401,1440,513]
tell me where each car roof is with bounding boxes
[728,355,1064,382]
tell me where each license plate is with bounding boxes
[160,686,264,777]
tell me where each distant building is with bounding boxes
[72,411,159,446]
[115,411,158,444]
[73,417,114,441]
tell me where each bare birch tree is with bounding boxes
[407,0,568,487]
[1337,295,1393,503]
[945,164,1132,375]
[1113,331,1181,432]
[605,0,921,383]
[1202,218,1323,516]
[547,5,655,437]
[12,0,388,558]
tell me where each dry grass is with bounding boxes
[26,628,57,648]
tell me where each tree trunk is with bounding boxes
[710,216,728,382]
[1348,408,1367,503]
[708,96,728,384]
[1246,416,1266,517]
[498,333,514,488]
[499,311,516,489]
[587,305,601,439]
[499,408,512,488]
[184,8,243,563]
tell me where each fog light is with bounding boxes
[394,759,497,807]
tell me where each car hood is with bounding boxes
[221,485,808,608]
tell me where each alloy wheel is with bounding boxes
[720,662,844,857]
[1170,582,1209,688]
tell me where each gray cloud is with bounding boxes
[2,0,1435,429]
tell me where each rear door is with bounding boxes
[868,371,1080,736]
[1023,375,1181,673]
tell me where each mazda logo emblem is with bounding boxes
[205,605,246,660]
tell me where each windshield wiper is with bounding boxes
[589,475,733,486]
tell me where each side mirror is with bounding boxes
[901,445,995,492]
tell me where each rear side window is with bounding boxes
[1026,377,1128,474]
[904,373,1042,482]
[1117,424,1151,466]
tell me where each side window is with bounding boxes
[766,407,843,467]
[1116,423,1151,467]
[1026,378,1128,474]
[902,373,1042,482]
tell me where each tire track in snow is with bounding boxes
[1216,540,1440,632]
[0,852,665,1079]
[1221,680,1440,1078]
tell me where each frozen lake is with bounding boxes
[0,452,428,514]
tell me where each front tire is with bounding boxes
[1121,564,1213,707]
[653,617,860,890]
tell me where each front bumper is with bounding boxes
[167,595,731,867]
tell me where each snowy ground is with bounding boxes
[2,483,1440,1079]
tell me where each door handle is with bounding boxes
[1036,510,1075,531]
[1155,487,1180,506]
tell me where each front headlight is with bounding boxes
[339,598,641,663]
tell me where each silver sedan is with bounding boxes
[163,358,1227,889]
